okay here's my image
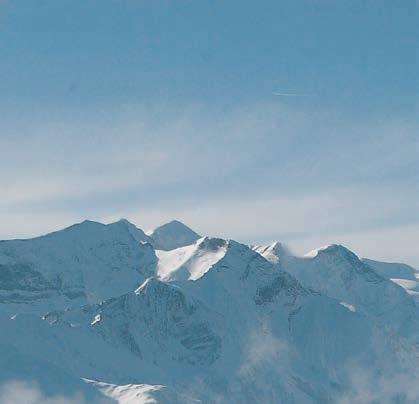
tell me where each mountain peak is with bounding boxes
[69,219,104,230]
[115,218,132,225]
[299,243,389,287]
[156,220,196,233]
[150,220,201,251]
[166,219,188,226]
[305,244,357,260]
[107,219,152,244]
[252,241,292,264]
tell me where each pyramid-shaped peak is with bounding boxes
[115,218,132,225]
[305,244,358,260]
[107,218,137,230]
[150,220,201,251]
[158,219,197,231]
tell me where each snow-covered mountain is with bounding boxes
[0,219,156,316]
[256,242,418,342]
[362,258,419,303]
[0,220,418,403]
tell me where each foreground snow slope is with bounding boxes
[0,220,418,403]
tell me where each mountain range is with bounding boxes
[0,219,418,403]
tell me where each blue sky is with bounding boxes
[1,1,418,265]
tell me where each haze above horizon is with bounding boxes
[1,0,417,266]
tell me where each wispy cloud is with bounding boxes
[338,366,419,404]
[0,381,91,404]
[1,101,417,265]
[239,326,289,378]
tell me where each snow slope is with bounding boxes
[156,237,227,281]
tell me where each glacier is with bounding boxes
[0,219,418,403]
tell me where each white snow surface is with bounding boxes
[85,380,197,404]
[156,237,227,281]
[0,220,418,403]
[252,241,292,264]
[339,301,356,312]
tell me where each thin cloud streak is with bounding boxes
[272,92,306,97]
